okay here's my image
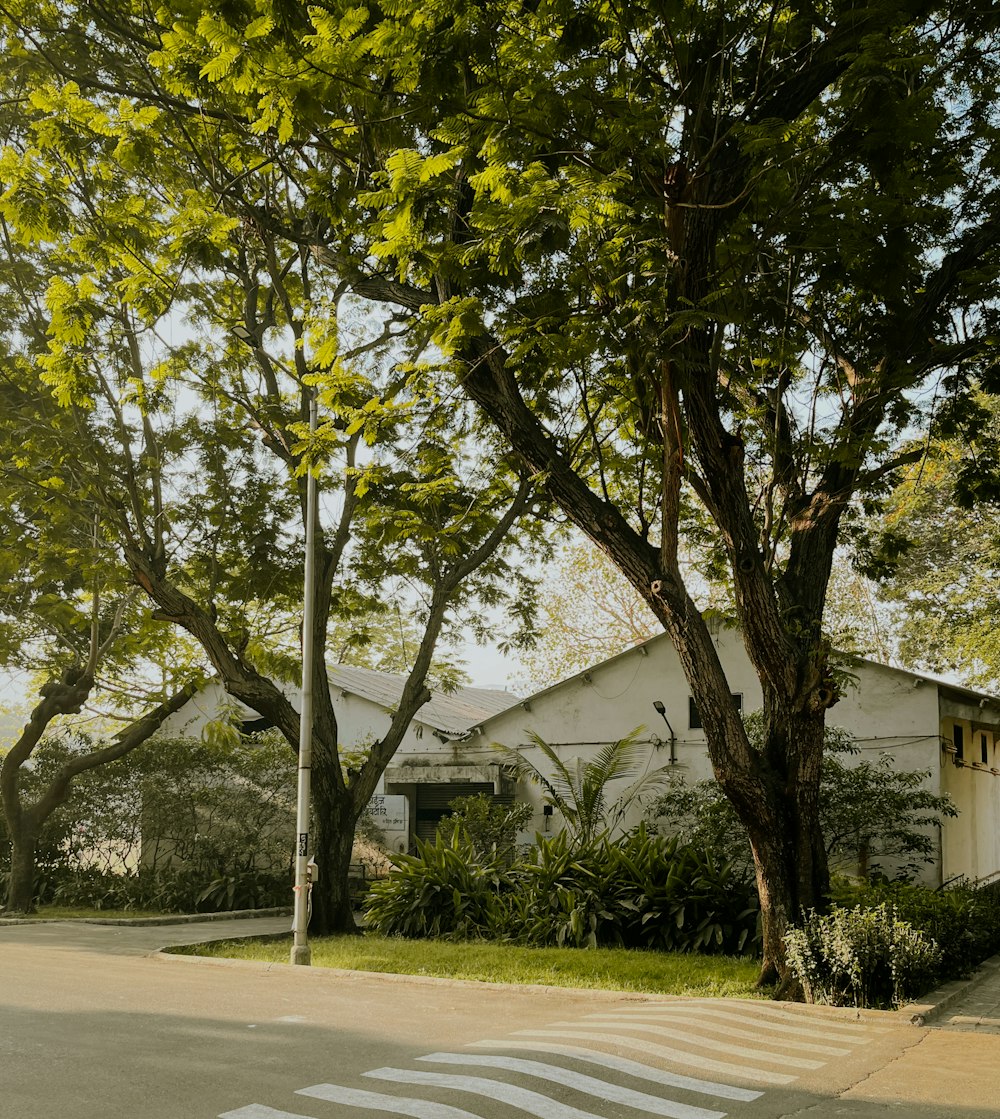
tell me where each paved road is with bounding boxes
[1,919,998,1119]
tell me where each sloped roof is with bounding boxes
[459,629,1000,735]
[327,663,519,734]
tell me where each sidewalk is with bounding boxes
[912,953,1000,1031]
[0,910,293,955]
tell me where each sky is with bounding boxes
[456,638,527,694]
[0,638,526,729]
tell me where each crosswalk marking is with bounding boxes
[297,1083,486,1118]
[585,1011,850,1055]
[415,1052,727,1119]
[513,1028,798,1084]
[220,1107,317,1119]
[363,1066,618,1119]
[682,1000,875,1035]
[535,1019,825,1069]
[465,1039,762,1101]
[619,1005,866,1043]
[221,995,893,1119]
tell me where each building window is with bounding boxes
[954,724,964,760]
[689,693,743,730]
[982,734,989,765]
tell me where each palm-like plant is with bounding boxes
[496,729,671,848]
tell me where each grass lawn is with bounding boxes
[169,933,762,998]
[8,906,171,920]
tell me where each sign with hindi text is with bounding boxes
[367,794,407,833]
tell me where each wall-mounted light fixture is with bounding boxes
[652,701,677,765]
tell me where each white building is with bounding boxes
[380,629,1000,886]
[162,630,1000,885]
[159,666,520,853]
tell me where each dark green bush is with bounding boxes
[608,826,760,954]
[42,864,289,913]
[364,824,760,954]
[436,794,532,865]
[843,879,1000,983]
[363,830,507,939]
[3,731,295,912]
[649,718,955,884]
[500,831,619,948]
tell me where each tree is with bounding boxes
[0,359,199,912]
[822,562,899,668]
[9,0,1000,987]
[1,680,196,912]
[519,542,660,690]
[857,441,1000,691]
[520,534,732,689]
[328,609,470,688]
[650,718,957,883]
[0,57,541,933]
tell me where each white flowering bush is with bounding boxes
[784,903,942,1008]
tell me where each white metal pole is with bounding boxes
[291,389,317,966]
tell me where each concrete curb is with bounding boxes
[899,953,1000,1026]
[153,949,928,1017]
[0,906,291,928]
[156,929,1000,1023]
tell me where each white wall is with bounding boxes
[939,698,1000,884]
[417,632,949,880]
[161,680,448,773]
[157,636,1000,886]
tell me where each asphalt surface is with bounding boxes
[1,916,999,1119]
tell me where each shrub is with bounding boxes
[500,831,619,948]
[42,864,289,913]
[784,904,942,1009]
[3,731,296,911]
[649,716,955,883]
[607,826,760,954]
[436,794,532,865]
[363,830,507,939]
[845,879,1000,982]
[364,824,761,954]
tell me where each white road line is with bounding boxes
[466,1040,762,1102]
[616,1005,864,1043]
[416,1052,727,1119]
[682,1001,876,1034]
[539,1019,824,1070]
[298,1083,486,1118]
[585,1012,850,1055]
[220,1107,318,1119]
[362,1066,611,1119]
[513,1028,797,1085]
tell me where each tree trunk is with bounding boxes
[858,840,870,882]
[721,697,830,992]
[308,754,359,936]
[5,826,39,914]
